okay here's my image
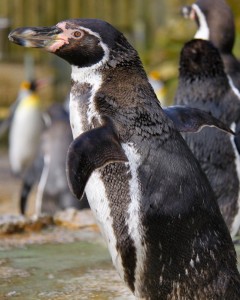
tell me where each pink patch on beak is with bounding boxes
[46,22,70,52]
[47,37,69,52]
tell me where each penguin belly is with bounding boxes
[84,143,147,297]
[85,170,126,281]
[9,106,43,174]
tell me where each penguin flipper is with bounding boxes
[164,105,234,135]
[66,117,128,200]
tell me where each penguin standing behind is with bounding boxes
[182,0,240,91]
[174,39,240,237]
[9,80,44,176]
[20,103,89,215]
[5,80,86,215]
[9,19,240,299]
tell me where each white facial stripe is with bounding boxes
[122,143,146,294]
[77,26,110,57]
[85,170,125,281]
[192,4,210,40]
[229,123,240,237]
[67,23,110,71]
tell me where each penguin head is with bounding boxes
[179,39,225,79]
[8,19,139,69]
[182,0,235,53]
[20,80,37,92]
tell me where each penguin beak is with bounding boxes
[8,26,63,49]
[181,5,196,20]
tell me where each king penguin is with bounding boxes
[182,0,240,91]
[9,80,44,176]
[9,19,240,299]
[174,39,240,237]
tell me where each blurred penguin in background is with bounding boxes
[20,102,89,216]
[174,39,240,237]
[182,0,240,91]
[1,79,88,216]
[9,79,44,177]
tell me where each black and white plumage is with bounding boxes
[9,19,240,299]
[182,0,240,91]
[174,38,240,237]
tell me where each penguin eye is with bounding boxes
[73,31,82,38]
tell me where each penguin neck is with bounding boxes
[70,65,103,139]
[71,64,103,88]
[193,4,210,40]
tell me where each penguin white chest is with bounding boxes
[84,143,146,294]
[9,106,43,174]
[70,66,103,139]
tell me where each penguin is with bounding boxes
[8,80,44,176]
[20,103,89,215]
[9,19,240,299]
[174,38,240,237]
[182,0,240,91]
[4,80,86,216]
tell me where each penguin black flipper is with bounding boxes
[66,117,128,200]
[164,105,234,134]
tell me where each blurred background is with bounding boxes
[0,0,239,107]
[0,0,239,215]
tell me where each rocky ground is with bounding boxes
[0,148,101,245]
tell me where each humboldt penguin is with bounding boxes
[9,19,240,299]
[182,0,240,91]
[174,38,240,237]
